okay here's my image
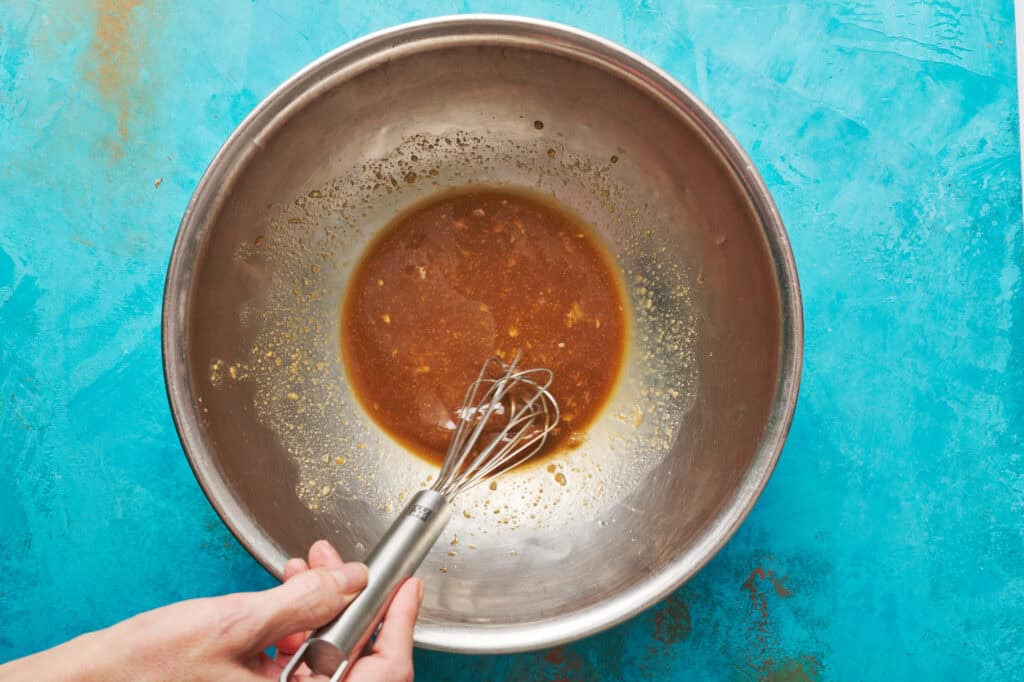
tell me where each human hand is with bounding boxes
[0,540,420,682]
[269,541,421,682]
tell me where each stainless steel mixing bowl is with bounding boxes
[163,15,802,653]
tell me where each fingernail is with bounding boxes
[330,563,368,595]
[416,578,424,604]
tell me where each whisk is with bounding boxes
[281,353,559,682]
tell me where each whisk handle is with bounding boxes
[280,489,450,682]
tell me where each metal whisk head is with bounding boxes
[432,353,559,499]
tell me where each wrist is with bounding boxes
[68,629,123,681]
[0,629,118,682]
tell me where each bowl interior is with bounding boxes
[166,18,797,652]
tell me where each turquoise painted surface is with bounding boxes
[1,1,1021,679]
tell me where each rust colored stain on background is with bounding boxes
[530,627,632,681]
[741,566,796,675]
[742,567,773,662]
[543,645,584,682]
[83,0,144,157]
[652,591,692,644]
[762,655,821,682]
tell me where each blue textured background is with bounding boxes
[2,1,1021,679]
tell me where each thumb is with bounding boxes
[248,564,368,648]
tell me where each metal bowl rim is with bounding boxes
[162,13,804,654]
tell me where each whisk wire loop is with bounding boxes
[433,352,559,498]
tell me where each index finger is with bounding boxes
[275,557,312,656]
